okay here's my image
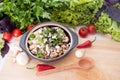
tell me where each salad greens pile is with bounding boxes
[0,2,3,19]
[2,0,103,29]
[95,3,120,42]
[50,0,103,27]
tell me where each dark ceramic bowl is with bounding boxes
[20,22,78,62]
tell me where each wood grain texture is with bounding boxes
[0,38,120,80]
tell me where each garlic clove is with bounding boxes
[16,52,29,66]
[75,49,85,58]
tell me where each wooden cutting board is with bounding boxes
[0,37,120,80]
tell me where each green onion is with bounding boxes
[57,28,63,33]
[53,40,59,46]
[46,27,53,34]
[29,34,35,40]
[37,38,44,44]
[37,50,42,58]
[56,34,62,41]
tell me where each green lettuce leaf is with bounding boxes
[0,38,4,51]
[95,11,120,42]
[49,0,103,27]
[2,0,103,29]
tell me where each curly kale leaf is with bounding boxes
[49,0,103,27]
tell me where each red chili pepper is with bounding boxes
[76,37,96,48]
[36,64,55,71]
[27,64,55,72]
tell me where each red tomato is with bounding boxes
[88,24,96,34]
[12,28,22,37]
[78,27,88,38]
[27,24,35,31]
[2,32,12,41]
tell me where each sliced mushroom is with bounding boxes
[29,44,36,50]
[63,36,69,42]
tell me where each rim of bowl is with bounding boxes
[25,22,74,62]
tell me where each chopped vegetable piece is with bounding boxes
[56,34,62,41]
[37,50,42,58]
[37,38,44,44]
[29,34,35,40]
[52,40,59,46]
[46,27,53,34]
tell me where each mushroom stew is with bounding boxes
[27,26,70,59]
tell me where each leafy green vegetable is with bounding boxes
[95,12,112,33]
[0,38,4,51]
[95,3,120,42]
[45,27,54,34]
[0,0,3,3]
[114,3,120,9]
[50,34,62,46]
[2,0,46,29]
[95,12,120,41]
[0,2,3,18]
[108,21,120,41]
[29,33,35,40]
[2,0,70,29]
[49,0,103,27]
[37,37,44,44]
[112,30,120,42]
[37,50,42,58]
[2,0,103,29]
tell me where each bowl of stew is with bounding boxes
[20,22,78,62]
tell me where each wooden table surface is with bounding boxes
[0,35,120,80]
